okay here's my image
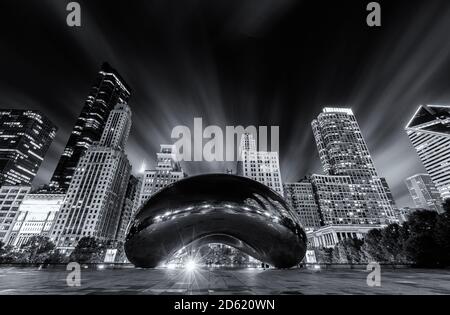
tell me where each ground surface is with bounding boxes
[0,266,449,295]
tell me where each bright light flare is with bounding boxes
[185,259,197,272]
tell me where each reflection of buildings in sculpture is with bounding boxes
[283,181,321,231]
[8,193,64,248]
[51,103,132,251]
[405,105,450,201]
[306,224,383,249]
[311,107,396,226]
[0,186,30,243]
[197,243,251,266]
[50,63,131,191]
[237,133,284,196]
[135,144,186,209]
[0,110,57,186]
[116,175,139,242]
[125,174,306,268]
[405,174,443,213]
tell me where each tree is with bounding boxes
[331,238,365,264]
[0,242,27,263]
[332,242,348,263]
[69,237,106,263]
[361,228,386,262]
[314,247,333,264]
[344,237,365,263]
[0,241,9,263]
[434,208,450,266]
[380,223,408,263]
[20,236,57,264]
[442,199,450,213]
[403,210,440,267]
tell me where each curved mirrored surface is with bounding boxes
[124,174,307,268]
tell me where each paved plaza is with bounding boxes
[0,266,449,295]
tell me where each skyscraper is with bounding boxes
[309,174,394,225]
[283,181,321,231]
[237,133,284,196]
[380,177,400,219]
[405,105,450,201]
[116,175,139,243]
[50,63,131,191]
[0,186,31,243]
[405,174,443,213]
[51,103,132,251]
[0,110,57,186]
[312,107,377,178]
[135,144,186,209]
[310,107,396,225]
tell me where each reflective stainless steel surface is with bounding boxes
[125,174,307,268]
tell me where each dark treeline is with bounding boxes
[314,201,450,267]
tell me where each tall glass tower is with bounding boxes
[49,63,131,191]
[405,105,450,201]
[312,107,376,178]
[311,107,396,225]
[0,110,57,185]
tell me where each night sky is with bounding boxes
[1,0,450,207]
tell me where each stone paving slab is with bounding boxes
[0,267,449,295]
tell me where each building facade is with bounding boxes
[8,193,64,248]
[405,173,443,213]
[135,144,185,209]
[237,133,284,196]
[283,181,321,231]
[306,224,383,249]
[0,110,56,186]
[312,107,377,178]
[50,63,131,191]
[380,177,398,212]
[116,175,139,242]
[51,103,132,251]
[405,104,450,201]
[0,186,31,244]
[311,107,396,225]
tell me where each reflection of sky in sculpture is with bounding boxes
[125,174,306,268]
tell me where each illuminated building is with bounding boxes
[237,133,284,196]
[283,181,321,230]
[405,173,444,213]
[8,193,64,247]
[116,175,139,242]
[0,186,31,243]
[0,110,56,186]
[405,105,450,201]
[50,63,131,191]
[306,224,383,248]
[135,144,186,209]
[310,107,396,226]
[51,103,132,251]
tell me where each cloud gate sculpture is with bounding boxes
[124,174,307,268]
